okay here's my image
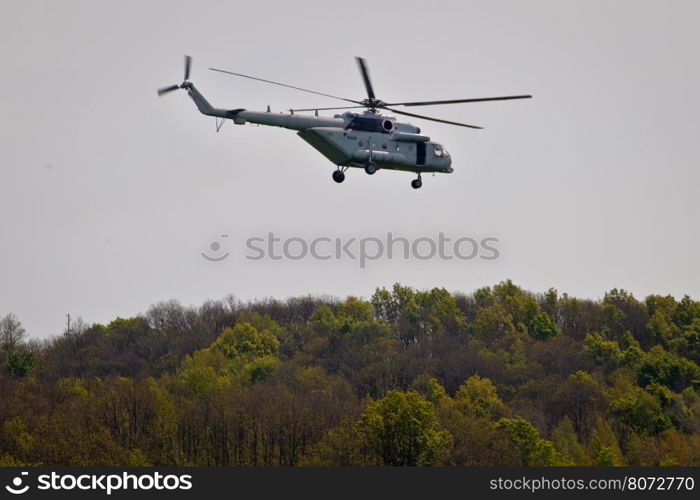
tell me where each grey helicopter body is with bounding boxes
[159,56,530,189]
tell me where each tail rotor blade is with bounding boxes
[184,55,192,81]
[157,84,180,97]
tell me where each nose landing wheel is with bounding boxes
[364,162,378,175]
[411,174,422,189]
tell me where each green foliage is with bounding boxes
[371,284,466,345]
[473,286,494,307]
[0,454,31,466]
[670,318,700,363]
[4,283,700,466]
[178,357,229,395]
[2,417,34,457]
[371,283,417,325]
[622,331,645,366]
[529,312,560,341]
[646,311,680,347]
[675,295,700,325]
[303,419,366,466]
[551,417,587,465]
[309,304,338,333]
[493,418,562,465]
[643,294,700,357]
[337,296,374,323]
[610,388,673,435]
[106,316,149,334]
[589,422,625,466]
[595,446,624,466]
[645,294,678,318]
[236,311,286,338]
[549,371,607,439]
[178,322,281,393]
[473,304,515,342]
[5,350,33,378]
[584,331,645,371]
[637,346,700,392]
[584,332,623,366]
[410,374,448,406]
[493,280,539,327]
[414,287,467,335]
[455,375,505,419]
[243,355,281,384]
[213,323,280,359]
[600,288,647,343]
[57,377,89,399]
[543,288,559,319]
[357,390,452,466]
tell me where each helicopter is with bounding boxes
[158,56,531,189]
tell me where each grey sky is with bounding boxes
[2,0,699,338]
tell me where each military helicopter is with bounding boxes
[158,56,531,189]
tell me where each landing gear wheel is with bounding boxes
[332,170,345,183]
[411,178,422,189]
[364,162,378,175]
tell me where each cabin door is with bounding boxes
[416,142,426,165]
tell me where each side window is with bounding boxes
[433,145,443,157]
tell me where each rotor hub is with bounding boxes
[361,98,386,110]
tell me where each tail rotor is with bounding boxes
[157,55,192,97]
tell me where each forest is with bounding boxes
[1,280,699,466]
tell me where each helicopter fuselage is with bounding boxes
[297,112,453,174]
[185,83,453,175]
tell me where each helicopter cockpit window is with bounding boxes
[433,145,444,157]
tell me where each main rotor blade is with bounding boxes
[184,55,192,80]
[209,68,361,105]
[383,106,483,129]
[157,84,180,97]
[290,105,367,112]
[386,95,532,107]
[355,57,376,100]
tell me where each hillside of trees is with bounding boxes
[1,281,700,466]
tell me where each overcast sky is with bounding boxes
[2,0,699,338]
